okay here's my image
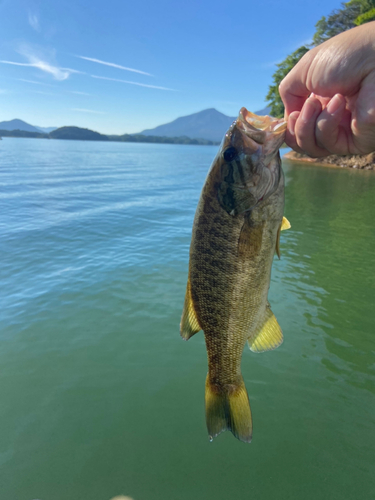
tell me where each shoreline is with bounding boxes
[0,129,219,146]
[283,151,375,171]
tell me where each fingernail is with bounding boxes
[327,94,344,115]
[301,97,319,122]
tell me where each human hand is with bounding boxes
[279,22,375,157]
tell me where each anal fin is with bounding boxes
[248,305,283,353]
[180,278,201,340]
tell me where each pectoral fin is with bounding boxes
[180,278,201,340]
[276,216,291,258]
[281,216,291,231]
[248,305,283,353]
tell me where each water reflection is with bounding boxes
[282,160,375,393]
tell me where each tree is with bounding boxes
[355,8,375,23]
[266,46,310,118]
[346,0,375,23]
[312,3,361,45]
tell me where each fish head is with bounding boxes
[217,107,286,215]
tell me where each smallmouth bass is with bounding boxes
[180,108,290,443]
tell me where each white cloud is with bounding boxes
[91,75,177,91]
[28,12,40,32]
[0,58,81,81]
[29,59,73,80]
[17,78,52,86]
[77,55,153,76]
[71,108,106,114]
[0,60,33,67]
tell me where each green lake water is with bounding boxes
[1,138,374,500]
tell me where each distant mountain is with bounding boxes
[254,106,271,116]
[140,109,235,142]
[140,107,272,142]
[0,119,41,133]
[0,119,58,134]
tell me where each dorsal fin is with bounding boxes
[248,305,283,353]
[180,278,201,340]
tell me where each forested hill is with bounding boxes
[49,127,109,141]
[0,126,219,145]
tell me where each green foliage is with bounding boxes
[354,7,375,23]
[345,0,375,23]
[346,0,375,13]
[0,129,48,139]
[312,3,361,45]
[49,126,109,141]
[266,46,310,118]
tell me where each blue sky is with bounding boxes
[0,0,343,134]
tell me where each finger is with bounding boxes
[279,52,313,117]
[284,112,306,153]
[315,94,350,154]
[294,96,331,157]
[279,81,310,119]
[312,94,331,110]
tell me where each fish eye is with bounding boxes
[223,147,237,162]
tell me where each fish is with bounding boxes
[180,107,290,443]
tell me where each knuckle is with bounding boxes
[278,80,287,97]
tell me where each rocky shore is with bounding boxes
[283,151,375,170]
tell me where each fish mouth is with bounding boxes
[233,107,287,157]
[238,107,286,136]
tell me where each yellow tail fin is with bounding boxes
[205,375,252,443]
